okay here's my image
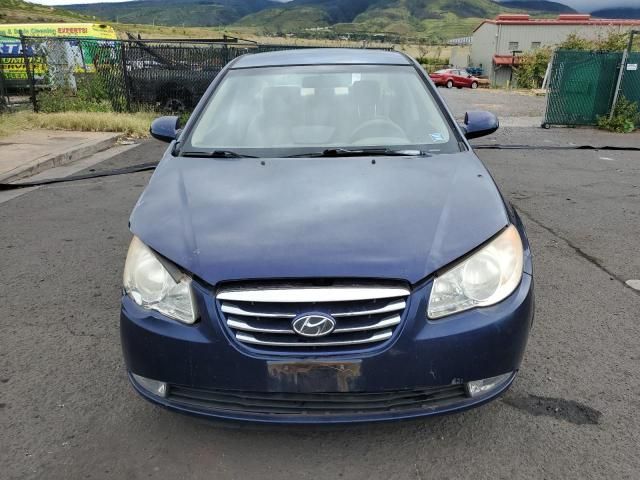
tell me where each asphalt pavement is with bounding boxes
[1,91,639,479]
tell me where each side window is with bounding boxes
[531,42,541,49]
[508,41,519,51]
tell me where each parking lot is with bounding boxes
[1,88,639,479]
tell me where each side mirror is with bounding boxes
[150,116,179,143]
[461,111,499,140]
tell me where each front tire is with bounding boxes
[471,81,478,89]
[446,80,454,89]
[159,85,192,113]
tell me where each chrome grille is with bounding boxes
[216,283,410,351]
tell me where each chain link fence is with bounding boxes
[0,36,392,114]
[620,51,640,119]
[0,67,7,112]
[544,32,640,128]
[543,50,622,127]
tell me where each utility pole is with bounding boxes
[509,50,522,88]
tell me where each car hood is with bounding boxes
[130,151,508,286]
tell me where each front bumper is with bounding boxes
[121,274,534,424]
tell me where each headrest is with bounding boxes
[352,80,381,103]
[262,86,301,113]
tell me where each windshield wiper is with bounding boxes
[180,150,257,158]
[286,148,431,158]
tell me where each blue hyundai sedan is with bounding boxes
[121,49,534,424]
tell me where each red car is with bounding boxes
[429,69,479,89]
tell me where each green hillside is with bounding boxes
[67,0,272,27]
[0,0,89,23]
[237,0,522,41]
[58,0,574,41]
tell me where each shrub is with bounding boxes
[515,47,552,89]
[597,96,639,133]
[559,32,631,52]
[37,74,115,113]
[415,56,449,65]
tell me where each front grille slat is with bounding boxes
[227,318,295,334]
[334,314,401,333]
[217,282,410,352]
[236,329,394,347]
[221,299,406,319]
[221,304,296,319]
[226,314,402,336]
[168,385,469,416]
[217,286,410,303]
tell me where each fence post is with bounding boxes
[20,32,38,112]
[609,32,637,120]
[0,68,7,113]
[120,41,132,112]
[222,35,230,65]
[541,51,555,91]
[609,50,628,120]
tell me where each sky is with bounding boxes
[23,0,639,10]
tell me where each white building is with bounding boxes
[470,14,640,87]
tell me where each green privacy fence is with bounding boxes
[620,52,640,119]
[543,48,640,127]
[543,50,622,127]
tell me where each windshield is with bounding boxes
[186,64,461,156]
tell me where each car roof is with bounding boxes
[231,48,412,69]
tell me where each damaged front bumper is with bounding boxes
[121,274,534,424]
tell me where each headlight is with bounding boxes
[123,236,197,324]
[428,225,524,319]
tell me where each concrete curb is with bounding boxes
[0,134,119,184]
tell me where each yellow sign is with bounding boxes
[0,23,118,81]
[0,23,117,40]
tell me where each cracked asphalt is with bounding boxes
[1,90,639,479]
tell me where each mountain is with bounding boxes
[62,0,637,40]
[498,1,576,13]
[592,8,640,19]
[235,0,556,38]
[66,0,273,27]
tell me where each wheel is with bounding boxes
[541,123,551,129]
[446,80,454,89]
[159,85,192,113]
[471,81,478,89]
[162,97,188,113]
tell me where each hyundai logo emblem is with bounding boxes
[292,313,336,338]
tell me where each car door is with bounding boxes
[458,70,473,87]
[449,70,460,86]
[452,70,466,87]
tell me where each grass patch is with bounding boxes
[0,111,156,138]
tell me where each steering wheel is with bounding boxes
[349,118,408,144]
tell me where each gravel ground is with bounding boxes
[440,88,546,126]
[1,90,639,479]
